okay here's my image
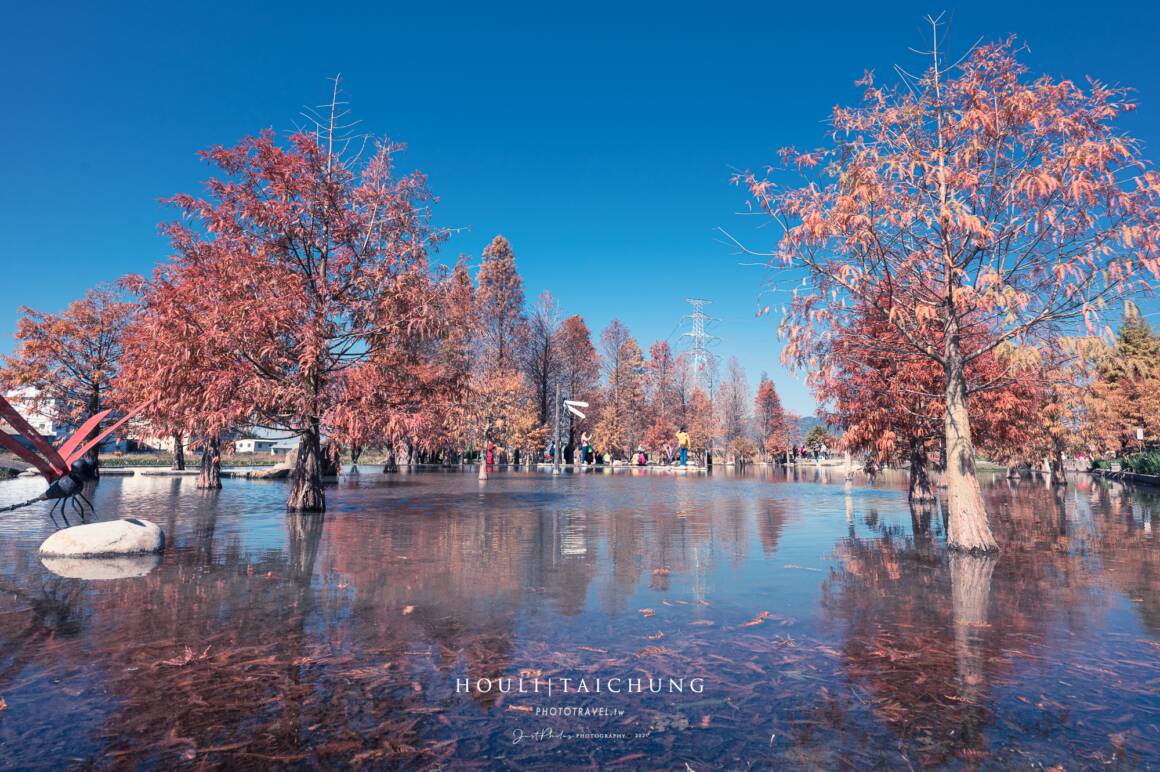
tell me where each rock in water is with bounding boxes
[40,553,160,580]
[39,518,165,558]
[249,465,290,479]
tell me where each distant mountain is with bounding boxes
[796,414,825,438]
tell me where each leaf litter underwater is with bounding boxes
[0,466,1157,769]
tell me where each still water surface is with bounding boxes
[0,466,1156,769]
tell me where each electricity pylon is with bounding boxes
[681,298,719,396]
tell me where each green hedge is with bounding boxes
[100,453,283,468]
[1123,451,1160,476]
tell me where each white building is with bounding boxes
[2,387,59,438]
[235,438,280,454]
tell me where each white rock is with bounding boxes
[40,553,160,580]
[39,518,165,558]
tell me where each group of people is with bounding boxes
[540,427,695,467]
[789,444,830,462]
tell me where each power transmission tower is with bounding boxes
[681,298,719,396]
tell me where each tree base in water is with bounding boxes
[947,542,1000,555]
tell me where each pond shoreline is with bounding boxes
[1091,467,1160,487]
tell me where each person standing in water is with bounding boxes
[675,427,690,466]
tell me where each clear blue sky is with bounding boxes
[2,1,1158,415]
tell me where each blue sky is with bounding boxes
[1,1,1158,415]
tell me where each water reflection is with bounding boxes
[40,553,161,580]
[0,468,1155,767]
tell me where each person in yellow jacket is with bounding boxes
[675,427,690,466]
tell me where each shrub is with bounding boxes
[1123,451,1160,476]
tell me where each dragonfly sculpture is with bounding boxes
[0,395,149,522]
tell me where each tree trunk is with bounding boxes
[908,437,936,505]
[171,432,186,471]
[944,354,998,553]
[197,434,221,489]
[350,444,362,466]
[87,389,102,478]
[288,422,325,513]
[1049,447,1067,486]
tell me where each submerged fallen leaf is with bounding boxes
[639,608,656,618]
[646,631,665,641]
[160,646,211,667]
[507,704,533,713]
[402,605,415,615]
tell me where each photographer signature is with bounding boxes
[512,728,568,744]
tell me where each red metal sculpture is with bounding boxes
[0,395,150,521]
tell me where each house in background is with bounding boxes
[235,438,279,454]
[2,387,60,440]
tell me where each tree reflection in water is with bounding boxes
[0,468,1154,767]
[822,475,1158,767]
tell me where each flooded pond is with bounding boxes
[0,466,1157,768]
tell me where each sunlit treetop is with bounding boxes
[735,36,1160,374]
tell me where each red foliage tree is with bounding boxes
[326,264,468,470]
[684,387,715,465]
[813,300,1045,503]
[595,320,644,457]
[642,340,680,454]
[476,235,525,371]
[118,273,249,487]
[553,315,599,450]
[737,32,1160,551]
[754,374,791,460]
[1,284,136,472]
[1087,302,1160,454]
[133,89,442,511]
